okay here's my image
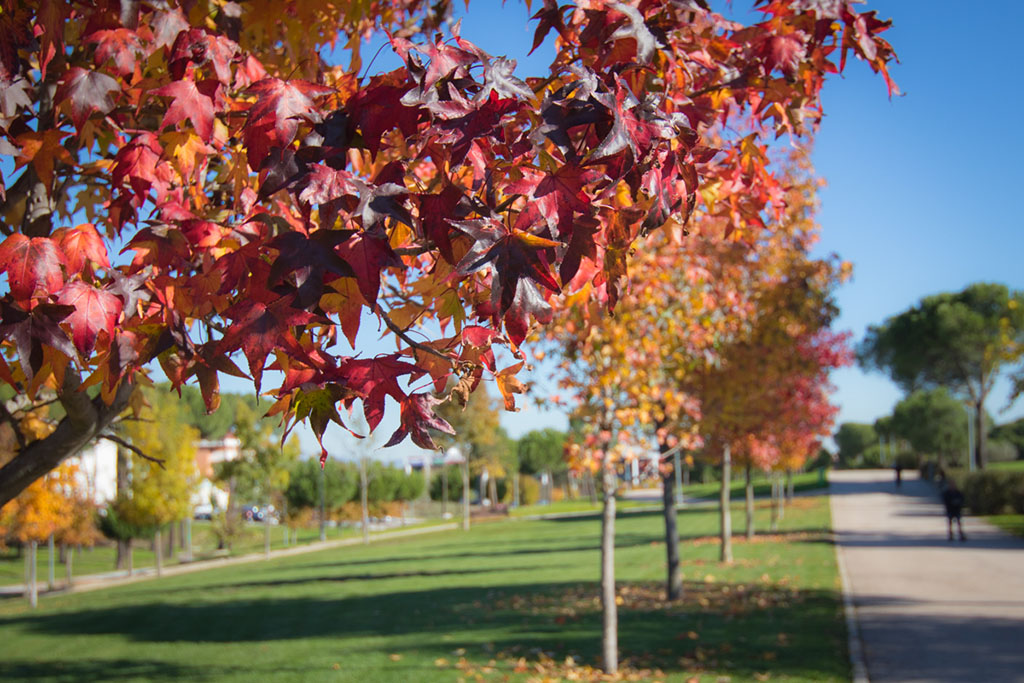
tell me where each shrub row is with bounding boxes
[943,468,1024,515]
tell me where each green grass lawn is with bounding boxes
[0,522,357,587]
[987,514,1024,538]
[0,495,847,682]
[680,470,827,501]
[990,460,1024,472]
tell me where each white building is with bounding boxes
[69,438,118,505]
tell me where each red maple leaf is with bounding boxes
[342,355,420,431]
[0,234,66,302]
[219,296,317,391]
[415,184,467,264]
[150,79,216,142]
[346,71,421,157]
[52,223,109,275]
[384,392,455,450]
[55,67,120,131]
[242,78,333,169]
[336,231,401,307]
[508,163,600,238]
[86,28,147,77]
[111,132,172,205]
[56,281,123,355]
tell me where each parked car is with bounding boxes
[193,504,213,520]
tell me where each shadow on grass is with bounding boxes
[0,658,225,681]
[0,580,849,681]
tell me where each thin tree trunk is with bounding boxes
[661,452,682,601]
[786,469,794,501]
[719,444,733,564]
[154,528,163,578]
[461,459,470,532]
[441,466,448,517]
[28,541,38,608]
[770,478,780,532]
[184,517,192,561]
[975,397,987,469]
[360,457,370,545]
[264,505,271,558]
[47,534,55,591]
[127,541,134,576]
[777,473,785,521]
[745,464,755,540]
[167,521,176,560]
[65,545,73,589]
[600,462,618,674]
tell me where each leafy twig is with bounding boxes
[101,433,166,469]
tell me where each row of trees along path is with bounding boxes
[0,0,896,674]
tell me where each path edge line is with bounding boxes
[831,493,869,683]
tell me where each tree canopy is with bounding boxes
[0,0,897,508]
[834,422,876,466]
[858,283,1024,468]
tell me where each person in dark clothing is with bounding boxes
[894,462,903,487]
[941,481,967,542]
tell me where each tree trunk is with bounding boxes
[975,397,987,469]
[116,539,130,571]
[786,469,794,501]
[770,477,780,532]
[441,466,448,516]
[318,465,326,542]
[661,452,682,601]
[488,474,498,509]
[167,522,176,560]
[719,444,733,564]
[360,457,370,545]
[47,534,55,591]
[154,528,163,578]
[745,465,755,540]
[264,505,272,558]
[461,458,470,532]
[777,473,786,521]
[600,461,618,675]
[27,541,38,608]
[65,546,73,589]
[184,517,192,561]
[127,542,134,576]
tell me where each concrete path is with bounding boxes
[830,469,1024,683]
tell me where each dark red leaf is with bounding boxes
[243,77,333,169]
[342,355,419,431]
[336,232,401,307]
[384,392,455,450]
[86,28,147,76]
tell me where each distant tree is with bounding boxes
[517,429,567,476]
[834,423,877,467]
[859,283,1024,468]
[890,388,969,467]
[435,390,515,507]
[284,459,357,514]
[118,389,199,569]
[172,385,259,441]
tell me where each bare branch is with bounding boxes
[377,306,454,365]
[101,433,166,469]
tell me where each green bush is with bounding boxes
[952,469,1024,515]
[430,467,464,502]
[894,451,919,470]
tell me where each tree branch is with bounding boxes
[100,434,166,469]
[0,402,27,450]
[0,373,137,509]
[377,306,455,365]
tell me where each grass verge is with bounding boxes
[0,495,846,682]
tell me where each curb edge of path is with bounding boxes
[830,495,869,683]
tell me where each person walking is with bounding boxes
[941,480,967,542]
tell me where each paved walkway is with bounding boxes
[830,469,1024,683]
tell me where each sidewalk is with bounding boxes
[830,469,1024,683]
